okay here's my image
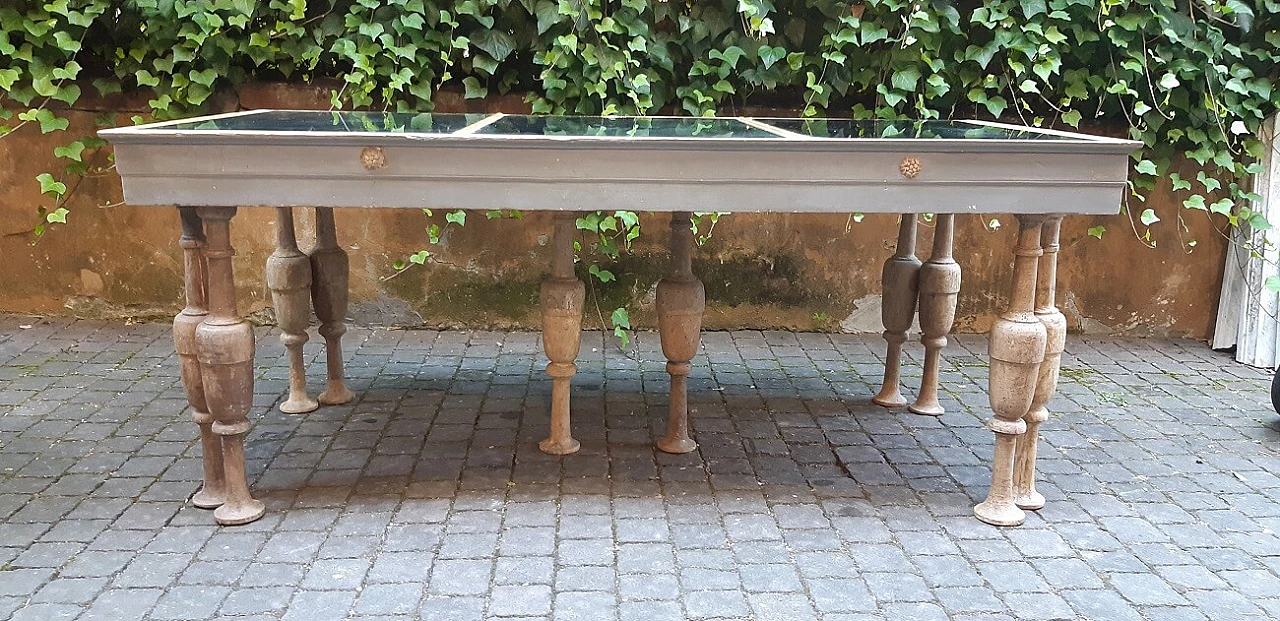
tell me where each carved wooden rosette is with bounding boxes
[193,206,264,526]
[974,215,1047,527]
[175,207,226,509]
[539,212,585,455]
[873,216,922,408]
[909,214,962,416]
[1014,216,1066,511]
[656,212,704,454]
[266,207,319,414]
[309,207,356,406]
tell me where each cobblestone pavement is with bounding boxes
[1,314,1278,621]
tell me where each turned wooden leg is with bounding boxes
[267,207,318,414]
[910,214,962,416]
[873,216,922,408]
[195,206,264,526]
[1014,216,1066,511]
[974,214,1047,527]
[657,212,704,455]
[310,207,355,405]
[175,207,226,509]
[539,212,585,455]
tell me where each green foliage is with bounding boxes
[4,0,1278,243]
[4,0,1280,279]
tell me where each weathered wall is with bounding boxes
[0,87,1229,338]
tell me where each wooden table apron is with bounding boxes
[102,114,1136,527]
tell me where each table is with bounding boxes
[101,112,1138,527]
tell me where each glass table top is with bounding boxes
[475,115,776,138]
[110,111,1126,144]
[163,111,492,133]
[762,118,1060,140]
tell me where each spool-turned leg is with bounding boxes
[1014,216,1066,511]
[175,207,226,509]
[310,207,355,405]
[539,212,584,455]
[195,206,264,526]
[974,214,1047,527]
[873,216,922,408]
[267,207,318,414]
[909,215,961,416]
[657,212,704,454]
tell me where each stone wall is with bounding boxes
[0,85,1229,339]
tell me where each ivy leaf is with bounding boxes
[758,45,785,69]
[189,69,218,87]
[1087,226,1106,239]
[445,209,466,225]
[18,109,69,133]
[1196,171,1222,192]
[588,265,616,282]
[37,173,67,198]
[709,46,746,69]
[890,67,920,92]
[1061,110,1082,128]
[1159,73,1180,89]
[534,0,560,34]
[1139,209,1160,226]
[135,70,160,88]
[1209,198,1234,215]
[0,69,20,90]
[1020,0,1047,18]
[53,140,85,162]
[1250,212,1273,231]
[45,207,69,224]
[462,77,487,99]
[610,306,631,329]
[860,21,889,44]
[408,250,429,265]
[470,28,515,61]
[1135,159,1158,175]
[1266,275,1280,293]
[982,95,1008,118]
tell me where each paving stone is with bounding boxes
[683,589,749,618]
[489,584,552,616]
[1062,589,1144,621]
[220,586,294,615]
[428,559,493,595]
[0,323,1276,621]
[149,585,231,620]
[419,595,485,621]
[77,587,163,621]
[281,590,357,621]
[302,557,370,590]
[554,591,618,621]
